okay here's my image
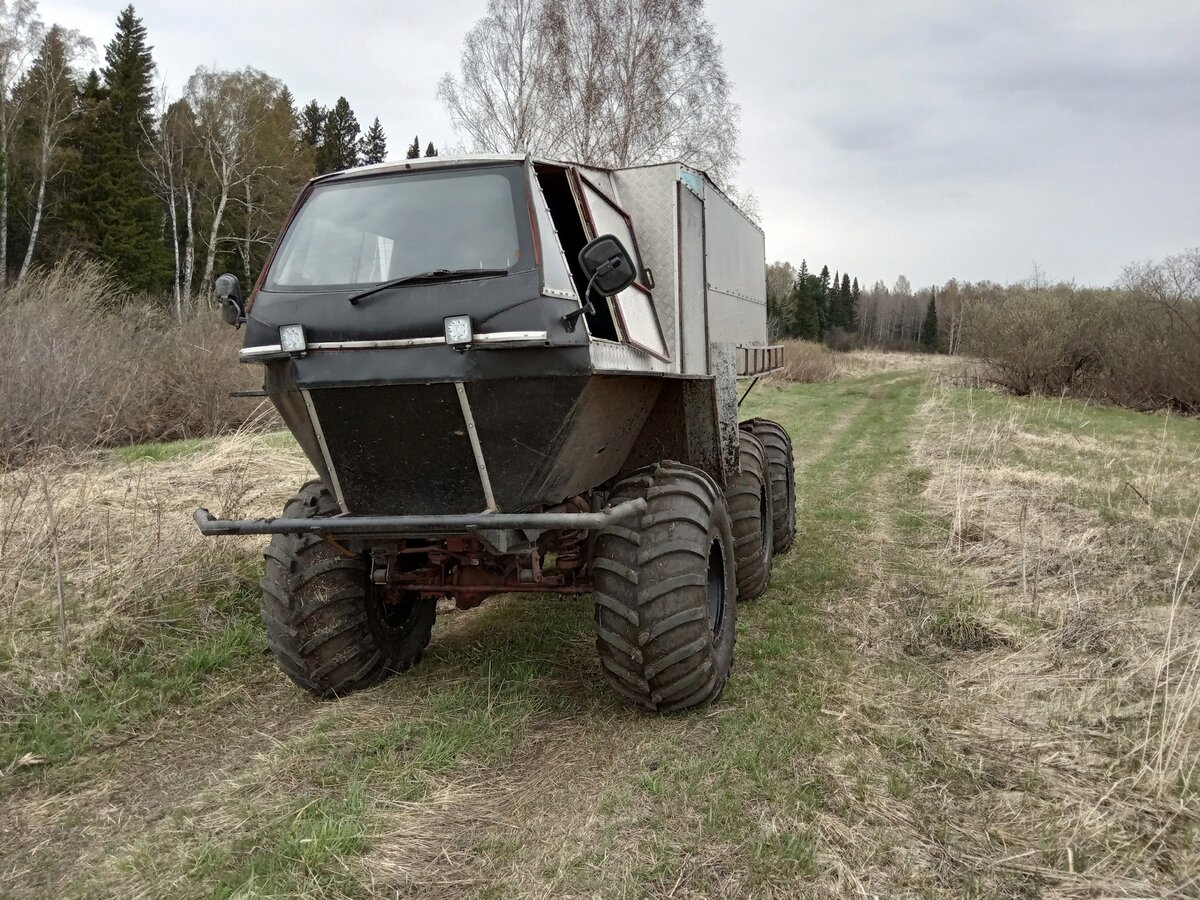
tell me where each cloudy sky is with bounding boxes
[41,0,1199,288]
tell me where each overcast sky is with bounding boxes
[41,0,1200,288]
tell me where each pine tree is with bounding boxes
[850,277,860,331]
[787,262,816,340]
[839,273,852,330]
[66,5,170,292]
[277,86,298,137]
[406,135,420,159]
[921,289,939,352]
[360,117,387,164]
[831,269,840,328]
[299,100,324,149]
[817,264,831,337]
[317,97,360,173]
[786,260,824,341]
[102,5,155,138]
[424,141,438,157]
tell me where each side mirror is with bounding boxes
[215,273,245,328]
[578,235,637,297]
[563,235,638,333]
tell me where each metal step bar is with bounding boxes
[193,498,647,537]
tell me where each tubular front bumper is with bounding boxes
[192,498,647,538]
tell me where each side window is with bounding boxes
[532,173,576,300]
[536,165,620,341]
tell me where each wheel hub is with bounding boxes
[707,539,726,633]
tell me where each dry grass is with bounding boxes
[0,260,269,467]
[770,339,840,383]
[897,381,1200,890]
[0,427,309,723]
[770,339,960,385]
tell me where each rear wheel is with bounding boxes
[748,418,797,554]
[726,429,773,600]
[592,462,737,713]
[260,479,436,698]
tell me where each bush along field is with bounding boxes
[1,357,1197,898]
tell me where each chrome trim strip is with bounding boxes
[454,382,498,512]
[239,344,285,359]
[239,331,550,361]
[309,336,446,350]
[301,389,349,514]
[472,330,549,345]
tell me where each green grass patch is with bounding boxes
[1,554,263,770]
[113,436,213,463]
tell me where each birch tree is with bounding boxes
[0,0,42,284]
[143,95,196,317]
[184,66,305,294]
[439,0,741,185]
[544,0,740,182]
[437,0,559,156]
[16,24,91,281]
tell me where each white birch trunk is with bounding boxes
[166,165,181,321]
[183,185,195,310]
[0,143,8,287]
[17,170,46,281]
[242,179,253,278]
[18,123,51,281]
[202,179,230,300]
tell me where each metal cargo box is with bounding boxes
[594,162,770,377]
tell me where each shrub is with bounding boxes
[962,250,1200,413]
[0,260,268,466]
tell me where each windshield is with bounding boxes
[264,165,533,292]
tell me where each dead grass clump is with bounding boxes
[771,339,838,383]
[0,259,267,467]
[927,599,1014,652]
[1137,506,1200,796]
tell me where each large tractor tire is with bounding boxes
[592,462,738,713]
[726,429,773,600]
[747,418,797,554]
[260,479,436,698]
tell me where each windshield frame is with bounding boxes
[261,162,536,294]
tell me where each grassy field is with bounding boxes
[2,360,1198,898]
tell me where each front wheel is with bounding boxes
[592,462,737,713]
[259,480,436,698]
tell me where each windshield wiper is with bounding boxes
[346,268,508,306]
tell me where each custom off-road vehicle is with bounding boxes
[196,155,793,712]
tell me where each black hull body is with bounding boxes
[266,350,663,516]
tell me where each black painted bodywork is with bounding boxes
[245,160,681,519]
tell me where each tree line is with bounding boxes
[0,3,437,312]
[4,0,749,309]
[767,260,949,353]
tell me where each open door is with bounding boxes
[574,172,670,360]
